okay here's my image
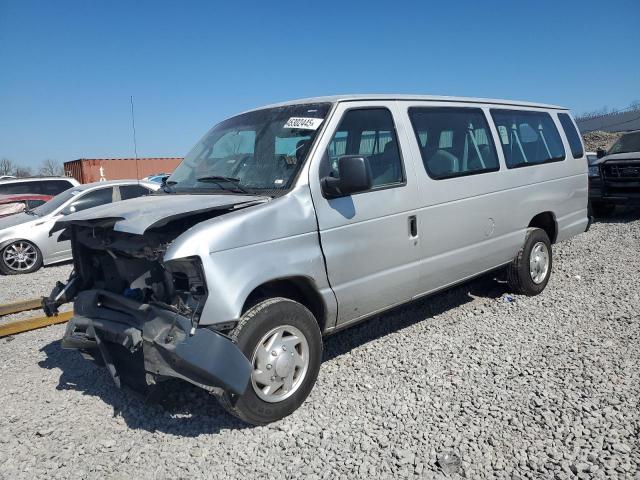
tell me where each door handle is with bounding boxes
[408,215,418,238]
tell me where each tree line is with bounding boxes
[0,158,65,178]
[575,100,640,121]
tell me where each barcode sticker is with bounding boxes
[283,117,323,130]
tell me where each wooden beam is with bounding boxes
[0,311,72,338]
[0,298,43,317]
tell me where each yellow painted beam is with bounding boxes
[0,298,43,317]
[0,311,72,338]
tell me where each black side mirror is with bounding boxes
[321,156,373,198]
[596,148,606,159]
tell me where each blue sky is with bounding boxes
[1,0,638,167]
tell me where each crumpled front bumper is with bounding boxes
[62,289,251,395]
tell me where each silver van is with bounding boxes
[46,95,589,424]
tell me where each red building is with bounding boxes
[64,158,183,184]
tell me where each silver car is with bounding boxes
[0,180,158,274]
[46,95,589,424]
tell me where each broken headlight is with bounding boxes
[162,256,208,322]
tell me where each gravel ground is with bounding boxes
[0,212,639,479]
[0,263,73,324]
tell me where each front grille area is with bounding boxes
[603,161,640,180]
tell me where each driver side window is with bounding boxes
[67,187,114,213]
[324,108,404,188]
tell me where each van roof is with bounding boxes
[252,94,567,112]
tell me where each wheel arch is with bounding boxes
[528,211,558,244]
[242,276,327,333]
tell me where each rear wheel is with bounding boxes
[219,297,322,425]
[0,240,43,275]
[590,201,615,218]
[507,228,552,296]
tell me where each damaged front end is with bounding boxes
[62,289,250,395]
[43,195,266,396]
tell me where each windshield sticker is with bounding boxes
[274,179,284,185]
[283,117,323,130]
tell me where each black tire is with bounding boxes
[507,228,552,296]
[219,297,322,425]
[590,201,615,218]
[0,240,43,275]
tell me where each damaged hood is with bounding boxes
[52,193,269,235]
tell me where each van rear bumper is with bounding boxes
[62,289,251,395]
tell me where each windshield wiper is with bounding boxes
[196,176,253,194]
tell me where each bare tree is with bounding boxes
[39,159,64,176]
[575,106,614,121]
[0,158,15,176]
[13,166,33,178]
[577,101,640,121]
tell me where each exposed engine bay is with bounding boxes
[62,215,210,325]
[44,194,268,324]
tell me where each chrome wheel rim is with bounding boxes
[529,241,549,284]
[250,325,309,403]
[3,241,38,271]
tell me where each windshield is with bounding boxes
[32,187,82,216]
[608,131,640,155]
[167,103,331,193]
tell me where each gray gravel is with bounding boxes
[1,212,639,479]
[0,263,73,324]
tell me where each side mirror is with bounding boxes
[596,148,606,159]
[321,156,373,199]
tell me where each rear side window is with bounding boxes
[0,180,73,195]
[324,108,404,188]
[0,181,37,194]
[557,113,584,158]
[491,110,565,168]
[42,180,74,195]
[120,184,152,200]
[409,107,500,179]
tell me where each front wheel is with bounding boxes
[0,240,43,275]
[219,297,322,425]
[507,228,552,296]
